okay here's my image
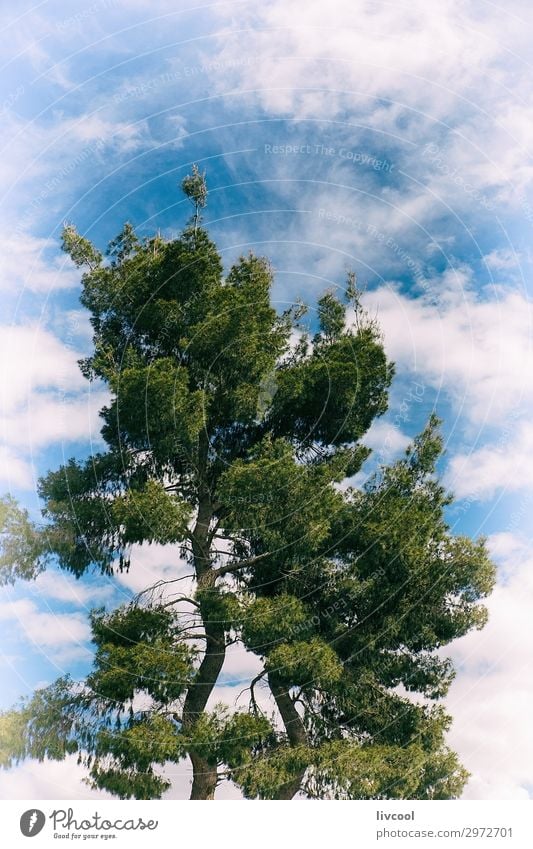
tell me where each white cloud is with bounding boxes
[362,283,533,427]
[445,421,533,500]
[219,642,263,686]
[0,324,85,415]
[357,281,533,501]
[483,249,521,272]
[207,682,275,723]
[363,418,411,460]
[0,322,107,489]
[0,755,113,800]
[2,390,107,452]
[447,533,533,799]
[0,598,90,650]
[114,543,194,598]
[31,570,114,607]
[212,0,533,203]
[0,233,77,293]
[0,446,33,490]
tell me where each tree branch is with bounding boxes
[235,670,267,715]
[212,550,272,579]
[160,595,199,609]
[133,574,195,604]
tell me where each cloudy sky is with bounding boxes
[0,0,532,800]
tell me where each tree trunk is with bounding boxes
[182,601,225,799]
[268,671,308,800]
[189,749,218,799]
[182,485,226,799]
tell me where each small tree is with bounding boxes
[181,164,207,234]
[0,169,495,800]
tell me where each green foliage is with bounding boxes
[88,765,171,800]
[217,416,494,798]
[112,480,192,545]
[106,222,139,264]
[181,164,207,211]
[316,289,346,342]
[266,638,343,688]
[230,722,468,800]
[95,714,183,770]
[217,436,346,567]
[268,324,394,446]
[182,709,228,765]
[0,707,30,767]
[89,606,196,705]
[0,496,46,584]
[61,224,102,269]
[232,744,310,799]
[307,740,468,800]
[38,459,191,575]
[0,678,79,769]
[181,165,208,235]
[241,594,310,651]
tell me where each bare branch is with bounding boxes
[160,595,199,609]
[133,574,195,605]
[250,670,267,716]
[235,670,268,715]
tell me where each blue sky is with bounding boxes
[1,0,533,799]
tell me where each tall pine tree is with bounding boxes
[0,169,494,799]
